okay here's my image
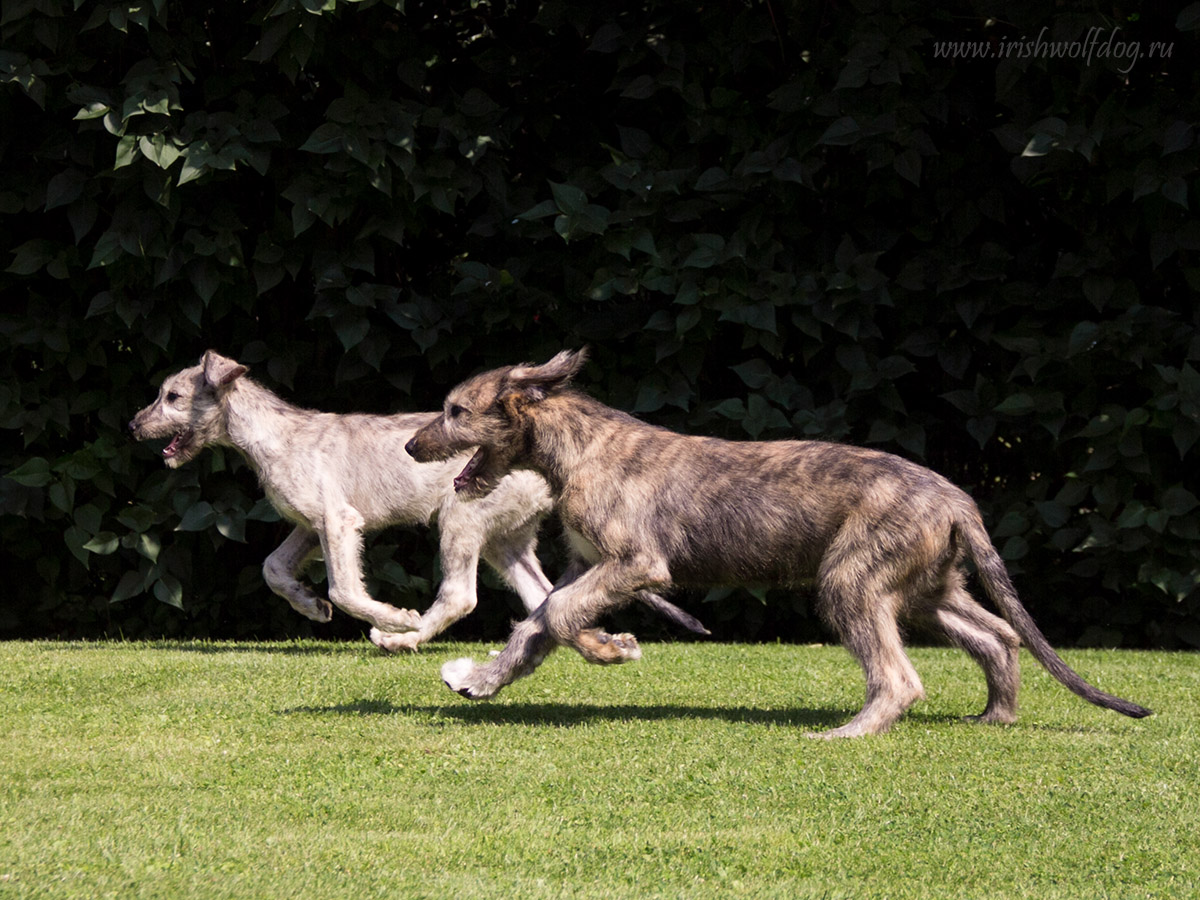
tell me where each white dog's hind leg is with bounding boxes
[262,526,331,622]
[484,526,554,613]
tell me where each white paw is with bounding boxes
[374,608,420,633]
[441,657,478,694]
[369,628,422,653]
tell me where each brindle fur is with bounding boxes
[129,351,705,651]
[406,349,1151,738]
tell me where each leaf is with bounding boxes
[1035,501,1071,528]
[1162,486,1199,516]
[892,148,921,186]
[712,398,746,420]
[1001,536,1028,561]
[137,533,161,563]
[1021,133,1055,157]
[110,570,147,604]
[817,116,860,146]
[114,135,138,169]
[515,199,557,221]
[1177,3,1200,30]
[1067,321,1099,356]
[176,501,216,532]
[153,573,184,609]
[5,457,52,487]
[1162,177,1189,210]
[994,393,1035,416]
[299,122,346,154]
[731,359,773,389]
[681,233,725,269]
[620,75,656,99]
[966,416,995,447]
[549,181,588,215]
[695,167,730,191]
[45,169,87,210]
[333,312,370,351]
[82,532,119,555]
[6,240,53,276]
[1163,121,1195,155]
[139,134,182,170]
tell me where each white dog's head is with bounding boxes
[129,350,247,468]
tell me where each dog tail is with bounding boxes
[953,515,1151,719]
[636,592,711,635]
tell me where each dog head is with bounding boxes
[405,349,586,498]
[129,350,248,468]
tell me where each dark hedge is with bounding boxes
[1,0,1197,647]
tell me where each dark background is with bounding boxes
[1,1,1197,648]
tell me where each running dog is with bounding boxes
[404,349,1151,737]
[129,351,706,650]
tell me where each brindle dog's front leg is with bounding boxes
[440,560,649,699]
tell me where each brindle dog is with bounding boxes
[405,349,1151,738]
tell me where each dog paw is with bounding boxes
[293,598,333,623]
[369,628,422,653]
[607,632,642,661]
[441,657,500,700]
[373,607,421,633]
[575,629,642,664]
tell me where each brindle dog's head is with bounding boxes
[128,350,248,468]
[405,349,587,498]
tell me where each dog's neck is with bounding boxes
[524,391,643,494]
[217,377,305,471]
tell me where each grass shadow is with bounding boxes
[280,699,1123,735]
[148,640,358,656]
[283,698,847,730]
[43,639,361,656]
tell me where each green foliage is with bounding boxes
[0,1,1197,644]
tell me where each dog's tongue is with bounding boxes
[163,433,184,458]
[453,448,486,492]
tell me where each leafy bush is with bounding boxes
[1,1,1197,646]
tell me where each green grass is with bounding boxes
[0,640,1196,899]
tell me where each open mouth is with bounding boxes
[162,429,194,462]
[453,447,487,493]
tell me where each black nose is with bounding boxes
[128,419,137,433]
[404,436,418,457]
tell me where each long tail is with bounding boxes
[954,516,1151,719]
[636,591,711,636]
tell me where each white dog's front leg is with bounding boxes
[372,521,488,653]
[319,507,420,634]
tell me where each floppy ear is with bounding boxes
[201,350,249,389]
[499,348,587,417]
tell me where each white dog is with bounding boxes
[130,350,705,650]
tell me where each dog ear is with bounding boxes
[498,349,586,419]
[508,348,587,397]
[201,350,249,389]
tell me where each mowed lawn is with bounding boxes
[0,639,1196,899]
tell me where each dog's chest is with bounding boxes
[263,484,309,526]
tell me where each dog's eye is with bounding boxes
[448,404,465,419]
[166,392,179,404]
